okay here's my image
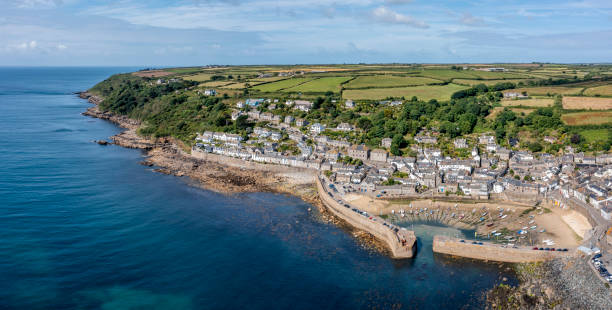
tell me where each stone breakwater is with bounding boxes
[433,236,572,263]
[316,177,416,259]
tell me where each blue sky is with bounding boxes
[1,0,612,66]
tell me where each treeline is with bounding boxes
[451,82,516,99]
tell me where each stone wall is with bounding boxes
[433,236,571,263]
[316,177,416,258]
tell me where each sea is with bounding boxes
[0,67,516,310]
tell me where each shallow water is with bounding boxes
[0,67,516,309]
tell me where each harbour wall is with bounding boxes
[316,177,416,259]
[433,236,572,263]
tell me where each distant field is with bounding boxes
[467,71,529,80]
[132,70,173,78]
[512,87,584,96]
[580,129,611,143]
[253,77,316,92]
[345,75,442,88]
[183,73,213,82]
[453,79,533,86]
[342,84,467,101]
[199,81,234,87]
[562,111,612,125]
[248,77,289,85]
[166,67,204,74]
[501,98,554,107]
[562,96,612,110]
[417,69,477,81]
[220,83,248,89]
[284,77,353,93]
[583,84,612,96]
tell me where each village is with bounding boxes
[194,96,612,213]
[190,95,612,279]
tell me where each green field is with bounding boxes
[417,69,478,81]
[466,71,530,80]
[453,78,533,86]
[183,73,213,82]
[252,77,316,92]
[344,75,442,89]
[343,84,467,101]
[283,77,353,93]
[220,83,248,89]
[199,81,234,87]
[580,129,611,143]
[248,76,290,85]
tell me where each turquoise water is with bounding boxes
[0,67,515,309]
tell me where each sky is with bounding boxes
[1,0,612,66]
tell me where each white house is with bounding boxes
[310,123,325,134]
[336,123,354,132]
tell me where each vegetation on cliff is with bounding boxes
[88,65,612,152]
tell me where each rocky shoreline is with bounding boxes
[486,256,612,309]
[78,91,389,255]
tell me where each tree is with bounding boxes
[528,142,543,153]
[313,97,324,109]
[391,134,404,156]
[234,115,250,130]
[570,134,582,144]
[357,117,372,130]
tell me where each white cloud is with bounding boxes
[11,0,63,9]
[154,46,194,55]
[371,6,428,28]
[459,13,485,26]
[57,43,67,50]
[517,8,549,18]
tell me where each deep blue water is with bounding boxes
[0,67,516,309]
